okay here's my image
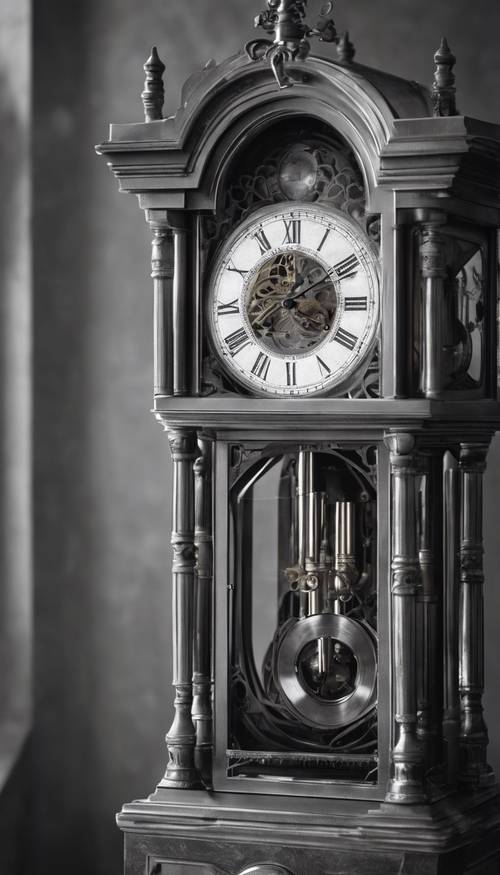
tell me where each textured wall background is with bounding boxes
[32,2,500,875]
[0,1,31,871]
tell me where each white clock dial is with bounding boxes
[208,204,379,397]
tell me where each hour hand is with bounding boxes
[283,271,329,308]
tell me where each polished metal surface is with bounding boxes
[385,433,426,804]
[98,6,500,871]
[275,613,377,729]
[159,427,201,790]
[238,866,293,875]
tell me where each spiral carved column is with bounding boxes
[458,442,493,787]
[192,436,213,784]
[385,433,426,803]
[160,428,201,789]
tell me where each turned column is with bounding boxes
[458,442,493,787]
[148,209,196,398]
[385,433,426,803]
[169,212,191,396]
[443,451,460,786]
[416,452,442,770]
[149,214,174,396]
[192,436,213,783]
[160,428,201,788]
[419,216,447,399]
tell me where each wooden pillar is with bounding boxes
[148,209,198,398]
[167,212,193,396]
[149,214,174,396]
[419,216,447,399]
[458,442,494,787]
[416,452,442,770]
[443,451,460,786]
[385,433,426,803]
[192,436,213,784]
[160,427,201,789]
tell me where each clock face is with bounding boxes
[208,204,379,397]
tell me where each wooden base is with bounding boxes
[117,787,500,875]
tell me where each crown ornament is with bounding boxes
[246,0,338,89]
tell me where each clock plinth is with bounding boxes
[97,24,500,875]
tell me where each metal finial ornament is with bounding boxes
[142,46,166,122]
[246,0,338,89]
[337,30,355,63]
[432,37,458,117]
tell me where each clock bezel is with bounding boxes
[206,202,380,399]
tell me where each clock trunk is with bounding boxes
[97,4,500,872]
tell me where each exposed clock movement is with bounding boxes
[98,2,500,874]
[209,204,379,396]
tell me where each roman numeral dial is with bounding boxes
[210,205,379,396]
[332,253,359,280]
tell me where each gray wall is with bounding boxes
[0,0,31,870]
[32,2,500,875]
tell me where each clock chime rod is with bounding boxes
[291,449,360,623]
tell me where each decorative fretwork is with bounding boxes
[226,747,377,782]
[206,138,365,253]
[348,348,380,399]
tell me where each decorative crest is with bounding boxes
[142,46,166,122]
[431,37,458,117]
[246,0,338,89]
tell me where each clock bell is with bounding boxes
[97,3,500,873]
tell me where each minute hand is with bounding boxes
[284,272,331,303]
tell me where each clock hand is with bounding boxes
[282,272,331,309]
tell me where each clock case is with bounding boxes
[98,35,500,875]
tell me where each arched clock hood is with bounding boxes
[98,42,500,220]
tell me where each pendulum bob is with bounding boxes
[273,612,377,731]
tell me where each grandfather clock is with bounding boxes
[98,3,500,873]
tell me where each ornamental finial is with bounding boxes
[337,30,355,63]
[432,37,458,117]
[142,46,166,122]
[246,1,338,89]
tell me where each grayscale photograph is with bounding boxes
[1,1,500,873]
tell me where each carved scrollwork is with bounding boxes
[167,428,198,459]
[205,133,366,254]
[348,348,380,399]
[247,0,338,89]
